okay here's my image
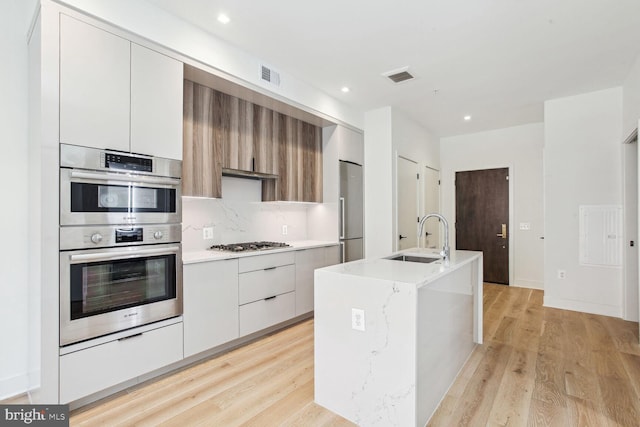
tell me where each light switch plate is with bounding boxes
[519,223,531,230]
[282,225,288,235]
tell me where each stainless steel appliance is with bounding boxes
[209,241,291,252]
[59,224,182,346]
[339,160,364,262]
[58,144,183,346]
[60,144,181,226]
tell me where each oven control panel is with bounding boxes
[115,228,144,243]
[60,224,181,250]
[102,152,153,172]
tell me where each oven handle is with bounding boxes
[69,246,181,263]
[70,170,181,187]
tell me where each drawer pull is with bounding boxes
[263,267,277,271]
[264,295,277,301]
[118,333,142,341]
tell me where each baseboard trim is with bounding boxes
[0,374,30,401]
[511,279,543,290]
[543,296,622,318]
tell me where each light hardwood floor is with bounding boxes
[429,284,640,427]
[61,284,638,425]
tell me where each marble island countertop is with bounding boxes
[314,247,483,426]
[319,247,481,289]
[182,240,339,264]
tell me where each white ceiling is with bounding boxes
[146,0,640,137]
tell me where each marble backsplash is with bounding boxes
[181,176,310,251]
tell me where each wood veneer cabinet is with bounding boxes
[183,80,222,198]
[276,116,322,202]
[182,79,322,202]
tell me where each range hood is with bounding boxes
[221,168,278,181]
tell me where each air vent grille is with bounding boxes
[260,65,281,86]
[387,71,414,83]
[382,67,415,84]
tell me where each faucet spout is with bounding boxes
[418,213,450,266]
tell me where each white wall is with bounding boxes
[623,54,640,139]
[391,110,440,252]
[544,87,623,317]
[440,123,545,289]
[364,107,440,258]
[364,108,393,258]
[622,53,640,322]
[0,0,36,400]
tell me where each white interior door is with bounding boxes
[397,156,418,250]
[423,167,441,249]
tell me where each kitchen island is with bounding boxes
[314,248,483,427]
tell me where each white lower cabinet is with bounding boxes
[239,264,295,305]
[59,322,183,403]
[183,259,239,357]
[295,245,340,315]
[238,252,296,336]
[239,291,296,336]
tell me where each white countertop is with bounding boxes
[182,240,339,264]
[318,247,482,289]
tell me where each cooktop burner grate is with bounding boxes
[209,241,291,252]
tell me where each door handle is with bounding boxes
[399,235,408,240]
[496,224,507,239]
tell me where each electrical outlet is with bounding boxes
[351,308,365,331]
[203,227,214,240]
[282,225,288,235]
[557,270,566,279]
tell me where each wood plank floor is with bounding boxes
[429,284,640,427]
[61,283,637,426]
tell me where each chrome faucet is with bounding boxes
[418,213,450,266]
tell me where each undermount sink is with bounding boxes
[388,254,440,264]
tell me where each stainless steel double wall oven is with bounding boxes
[59,144,183,346]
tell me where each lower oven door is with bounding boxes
[60,243,183,346]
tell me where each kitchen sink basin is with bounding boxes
[388,254,440,263]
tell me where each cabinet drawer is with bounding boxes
[59,322,183,403]
[239,264,295,305]
[239,251,294,273]
[239,291,296,336]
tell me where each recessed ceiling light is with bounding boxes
[464,115,472,121]
[217,13,230,24]
[341,86,350,93]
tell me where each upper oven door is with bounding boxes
[60,168,181,225]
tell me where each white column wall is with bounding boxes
[0,0,37,400]
[544,87,623,317]
[623,54,640,139]
[364,108,393,258]
[440,123,545,289]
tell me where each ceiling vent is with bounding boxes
[382,67,415,84]
[260,64,281,87]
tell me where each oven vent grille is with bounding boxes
[260,65,281,86]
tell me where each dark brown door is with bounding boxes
[455,168,509,285]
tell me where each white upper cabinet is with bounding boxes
[337,126,364,166]
[131,43,183,160]
[60,14,130,152]
[59,14,183,159]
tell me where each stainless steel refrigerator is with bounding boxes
[339,160,364,262]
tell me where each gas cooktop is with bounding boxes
[209,241,291,252]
